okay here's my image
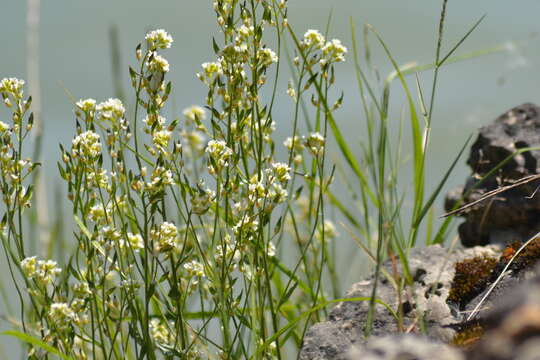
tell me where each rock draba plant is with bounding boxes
[1,1,348,358]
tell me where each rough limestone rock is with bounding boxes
[348,334,464,360]
[299,245,499,360]
[461,257,538,323]
[467,265,540,360]
[300,104,540,359]
[445,103,540,247]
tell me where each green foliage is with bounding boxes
[0,0,502,358]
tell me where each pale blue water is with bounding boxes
[0,0,539,356]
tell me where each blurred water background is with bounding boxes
[0,0,539,356]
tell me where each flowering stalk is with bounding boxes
[1,1,347,358]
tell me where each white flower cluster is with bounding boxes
[300,29,348,66]
[152,129,172,151]
[150,319,174,347]
[302,29,325,49]
[304,132,325,156]
[87,168,109,189]
[321,39,348,65]
[76,98,97,114]
[72,282,92,299]
[233,216,259,238]
[183,260,205,278]
[317,220,338,241]
[257,48,278,67]
[0,120,9,133]
[146,54,170,73]
[267,162,291,183]
[101,226,121,243]
[183,105,206,124]
[0,77,25,99]
[152,222,179,253]
[145,29,174,50]
[284,135,304,152]
[214,234,242,268]
[146,166,174,192]
[198,60,225,86]
[142,29,173,93]
[21,256,61,287]
[143,114,166,128]
[49,302,78,327]
[96,98,126,122]
[205,139,233,174]
[71,130,102,159]
[126,232,145,251]
[284,135,304,164]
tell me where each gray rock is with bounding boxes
[348,334,464,360]
[299,245,499,360]
[445,103,540,247]
[467,265,540,360]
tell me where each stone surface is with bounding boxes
[445,103,540,247]
[348,334,464,360]
[300,104,540,359]
[466,265,540,360]
[299,245,499,360]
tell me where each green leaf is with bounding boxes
[2,330,73,360]
[74,215,92,239]
[413,135,472,228]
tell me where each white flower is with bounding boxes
[269,183,288,203]
[72,130,102,159]
[233,216,259,237]
[257,48,278,66]
[72,282,92,299]
[152,222,179,252]
[205,139,233,174]
[20,256,37,278]
[200,61,223,80]
[147,54,170,73]
[0,78,25,98]
[321,39,347,64]
[21,256,61,286]
[87,168,109,188]
[49,302,77,327]
[320,220,338,240]
[0,121,9,132]
[147,166,174,190]
[127,233,144,251]
[269,162,291,183]
[287,82,297,102]
[183,105,206,123]
[101,226,121,242]
[143,114,166,128]
[284,135,304,152]
[152,129,172,149]
[302,29,325,49]
[184,260,205,277]
[97,98,125,122]
[266,241,276,257]
[76,98,97,113]
[304,132,325,156]
[236,24,254,39]
[248,176,266,204]
[145,29,173,50]
[150,319,173,346]
[89,204,107,223]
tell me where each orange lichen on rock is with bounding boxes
[501,238,540,271]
